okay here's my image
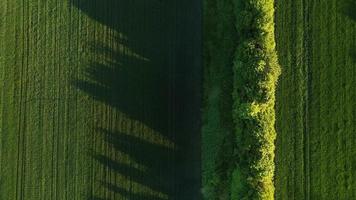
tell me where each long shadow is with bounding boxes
[73,40,172,134]
[89,182,167,200]
[350,46,356,63]
[101,182,167,200]
[91,129,176,194]
[341,0,356,62]
[342,0,356,21]
[70,0,202,199]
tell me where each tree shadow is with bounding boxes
[70,0,202,199]
[350,46,356,63]
[341,0,356,21]
[340,0,356,63]
[93,128,176,193]
[72,39,173,135]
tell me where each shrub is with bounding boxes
[231,0,281,199]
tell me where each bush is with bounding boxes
[231,0,281,199]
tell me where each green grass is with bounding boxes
[0,1,202,199]
[274,0,356,199]
[202,0,235,198]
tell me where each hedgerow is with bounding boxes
[231,0,281,199]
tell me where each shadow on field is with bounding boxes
[70,0,201,199]
[350,47,356,63]
[340,0,356,63]
[90,128,176,200]
[341,0,356,21]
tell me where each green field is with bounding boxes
[2,0,356,199]
[274,0,356,199]
[0,1,202,199]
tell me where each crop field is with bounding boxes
[2,0,356,199]
[274,0,356,199]
[0,0,202,200]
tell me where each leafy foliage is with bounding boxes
[232,0,281,199]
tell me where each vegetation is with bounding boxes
[232,0,280,199]
[202,0,235,199]
[0,1,202,199]
[274,0,356,199]
[203,0,280,199]
[3,0,356,199]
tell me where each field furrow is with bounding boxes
[1,1,202,199]
[275,0,356,199]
